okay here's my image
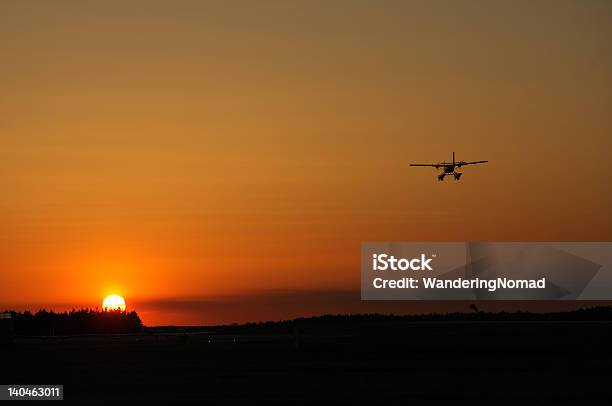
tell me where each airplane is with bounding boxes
[410,152,488,181]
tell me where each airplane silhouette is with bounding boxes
[410,152,488,181]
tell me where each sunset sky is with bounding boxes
[2,1,611,325]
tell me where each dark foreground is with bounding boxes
[3,319,612,404]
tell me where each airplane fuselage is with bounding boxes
[437,164,461,181]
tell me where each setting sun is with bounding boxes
[102,295,126,312]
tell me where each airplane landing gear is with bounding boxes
[438,173,446,181]
[453,172,462,180]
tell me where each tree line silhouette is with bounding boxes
[153,305,612,335]
[2,308,143,336]
[3,305,612,336]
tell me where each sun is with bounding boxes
[102,294,126,312]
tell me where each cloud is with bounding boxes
[133,289,469,325]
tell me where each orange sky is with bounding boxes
[1,1,611,325]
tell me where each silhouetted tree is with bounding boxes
[3,308,143,336]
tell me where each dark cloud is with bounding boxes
[132,290,610,325]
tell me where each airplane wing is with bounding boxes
[410,163,439,167]
[457,160,488,167]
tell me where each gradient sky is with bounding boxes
[1,1,611,325]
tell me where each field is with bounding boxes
[4,318,612,404]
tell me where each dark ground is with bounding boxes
[3,318,612,404]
